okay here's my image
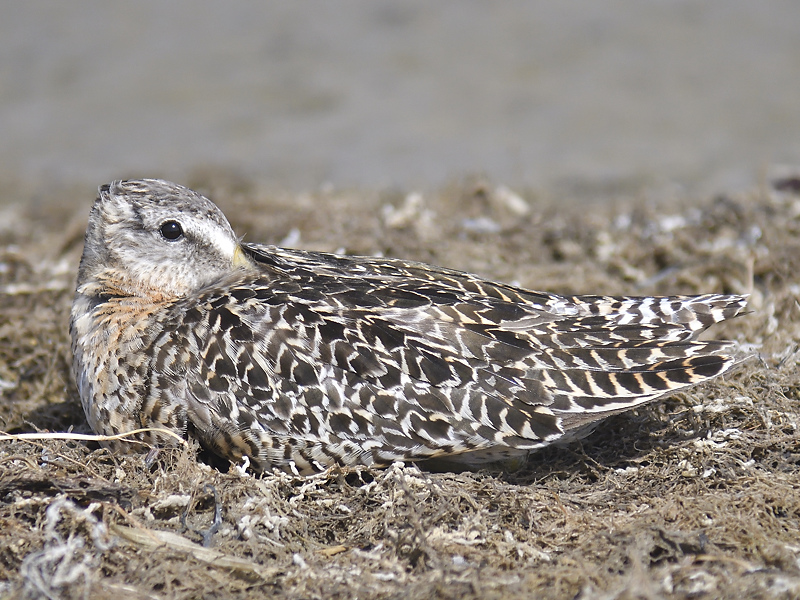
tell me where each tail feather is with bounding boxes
[530,340,734,372]
[570,293,748,330]
[528,295,746,435]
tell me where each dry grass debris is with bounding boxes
[0,174,798,599]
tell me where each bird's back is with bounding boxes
[156,243,746,472]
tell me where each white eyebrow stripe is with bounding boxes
[193,219,238,259]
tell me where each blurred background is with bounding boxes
[2,0,799,197]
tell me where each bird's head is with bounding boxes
[76,179,254,300]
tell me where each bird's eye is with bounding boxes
[159,220,184,241]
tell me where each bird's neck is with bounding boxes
[76,269,185,304]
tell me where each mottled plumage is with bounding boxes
[70,180,746,474]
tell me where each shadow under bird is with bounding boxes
[70,180,747,474]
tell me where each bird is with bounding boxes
[70,179,747,475]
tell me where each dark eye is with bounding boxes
[159,220,184,241]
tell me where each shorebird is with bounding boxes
[70,179,746,474]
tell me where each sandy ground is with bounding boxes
[0,174,799,599]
